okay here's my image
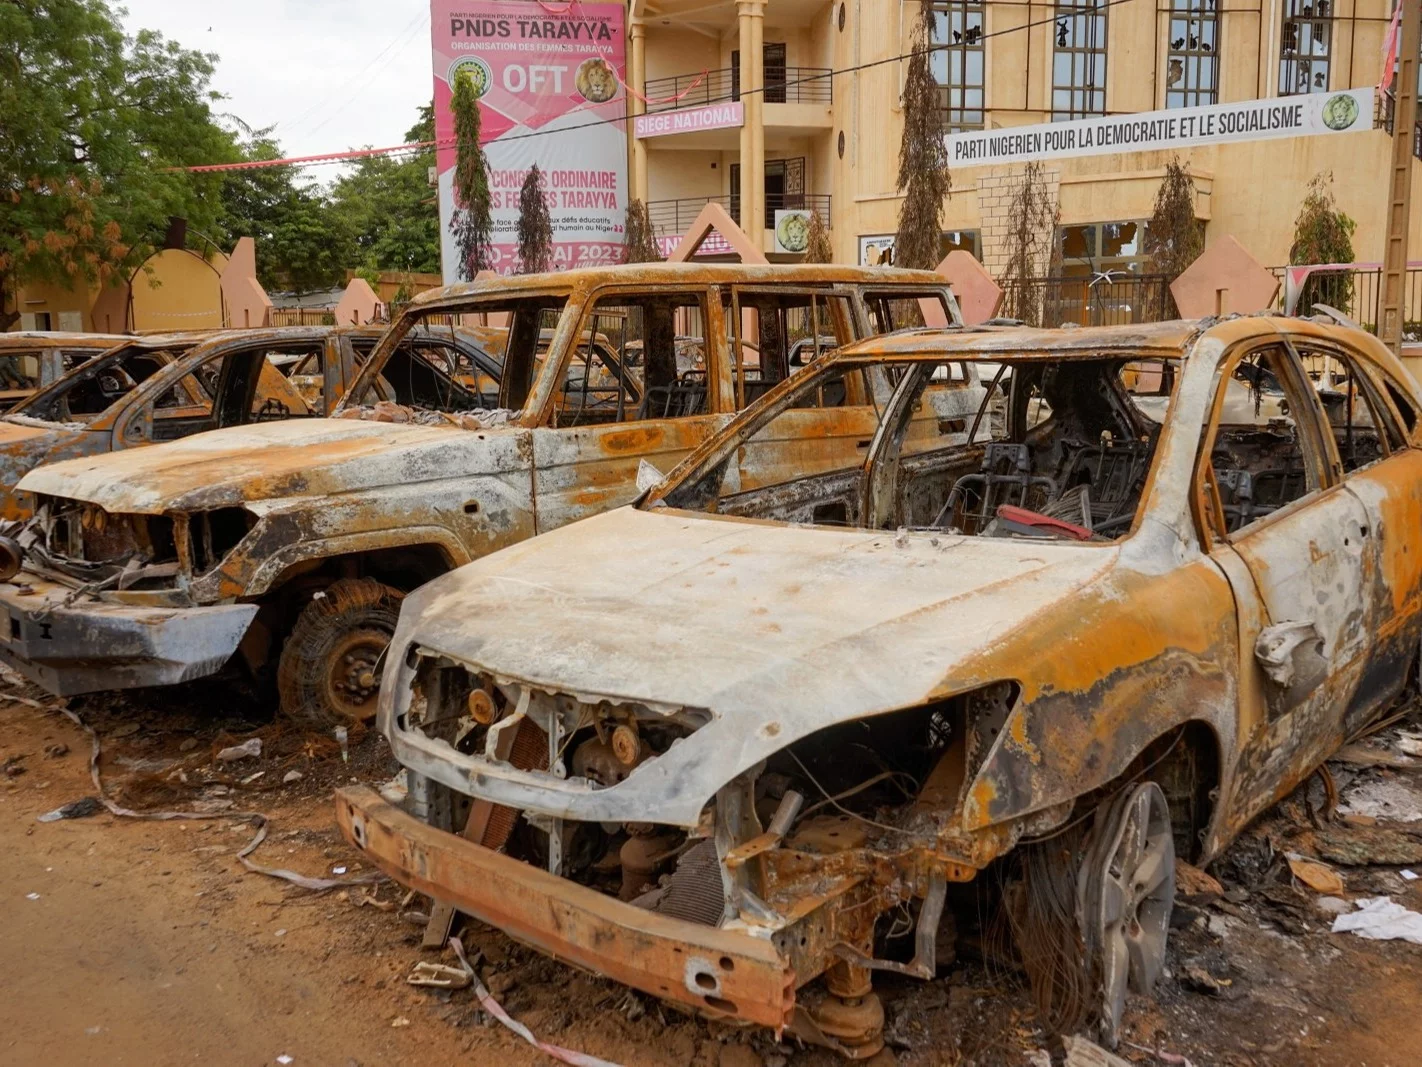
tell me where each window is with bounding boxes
[1165,0,1218,109]
[1295,346,1398,472]
[557,292,711,426]
[727,290,855,408]
[1199,347,1321,537]
[858,231,980,267]
[931,1,985,132]
[1279,0,1332,96]
[1058,220,1151,275]
[1052,0,1108,121]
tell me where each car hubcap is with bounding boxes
[1080,781,1175,1047]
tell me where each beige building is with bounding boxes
[627,0,1418,294]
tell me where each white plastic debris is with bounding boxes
[276,1057,293,1065]
[26,892,40,901]
[1402,869,1419,882]
[282,770,303,784]
[378,769,409,806]
[1314,896,1353,916]
[334,726,349,764]
[1337,777,1422,822]
[215,738,263,763]
[1331,896,1422,944]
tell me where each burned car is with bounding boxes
[337,315,1422,1057]
[0,265,964,726]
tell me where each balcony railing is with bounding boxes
[643,66,832,114]
[1380,89,1422,161]
[998,273,1173,328]
[1271,264,1422,335]
[646,194,832,235]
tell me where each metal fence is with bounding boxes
[646,194,831,236]
[1272,266,1422,336]
[643,65,832,113]
[998,273,1173,328]
[266,305,392,327]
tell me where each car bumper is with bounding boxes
[0,574,257,696]
[334,785,796,1030]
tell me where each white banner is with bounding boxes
[945,88,1374,168]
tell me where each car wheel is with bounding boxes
[277,578,403,730]
[1077,781,1175,1048]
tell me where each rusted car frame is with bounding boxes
[342,315,1422,1057]
[0,332,133,411]
[0,265,964,729]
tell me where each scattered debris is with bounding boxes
[1175,859,1224,898]
[390,1016,411,1028]
[44,743,68,758]
[1336,776,1422,822]
[239,771,265,786]
[1403,869,1419,881]
[407,961,472,991]
[1062,1034,1133,1066]
[109,723,141,739]
[276,1057,293,1065]
[216,738,262,763]
[1286,854,1345,894]
[354,889,395,912]
[282,770,303,784]
[378,771,408,806]
[449,937,622,1067]
[1178,963,1232,995]
[334,726,349,764]
[178,738,199,753]
[3,753,27,777]
[1330,743,1416,769]
[1313,895,1353,916]
[1313,824,1422,866]
[36,796,104,823]
[26,892,40,900]
[1331,896,1422,945]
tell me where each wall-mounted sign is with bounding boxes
[635,101,745,139]
[944,88,1374,168]
[773,209,813,254]
[433,0,628,280]
[655,231,733,257]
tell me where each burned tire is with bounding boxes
[277,578,404,730]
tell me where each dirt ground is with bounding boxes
[5,677,1422,1067]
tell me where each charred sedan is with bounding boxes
[340,316,1422,1056]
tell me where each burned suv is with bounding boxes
[339,316,1422,1056]
[0,264,962,726]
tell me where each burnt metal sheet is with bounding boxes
[334,785,796,1030]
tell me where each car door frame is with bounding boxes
[1195,335,1376,831]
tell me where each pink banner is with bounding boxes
[433,1,628,279]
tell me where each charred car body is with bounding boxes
[0,264,963,726]
[0,332,133,412]
[338,316,1422,1056]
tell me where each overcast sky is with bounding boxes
[119,1,434,176]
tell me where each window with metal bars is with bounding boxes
[930,1,985,132]
[1052,0,1108,121]
[1165,0,1219,109]
[1279,0,1332,96]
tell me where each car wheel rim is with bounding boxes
[1087,781,1175,1046]
[323,627,390,721]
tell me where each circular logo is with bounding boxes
[1321,93,1359,131]
[776,212,811,253]
[575,58,618,103]
[449,56,492,98]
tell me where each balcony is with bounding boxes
[647,195,832,239]
[1380,89,1422,162]
[643,66,832,113]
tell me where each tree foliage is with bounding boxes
[516,165,554,274]
[449,71,493,280]
[893,0,951,270]
[1000,162,1060,326]
[1290,171,1357,314]
[328,106,439,276]
[623,198,662,263]
[1145,159,1203,317]
[0,0,238,328]
[803,211,833,264]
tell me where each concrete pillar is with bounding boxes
[737,2,755,234]
[629,19,648,204]
[747,0,765,240]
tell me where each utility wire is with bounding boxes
[186,0,1146,173]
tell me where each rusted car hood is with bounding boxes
[0,416,88,518]
[15,418,510,514]
[395,506,1121,810]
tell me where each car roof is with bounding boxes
[411,263,953,310]
[0,332,130,346]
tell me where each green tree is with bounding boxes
[1145,159,1204,317]
[516,165,554,274]
[1290,171,1358,315]
[622,199,661,263]
[449,71,492,279]
[329,106,440,275]
[0,0,238,328]
[893,0,951,270]
[217,128,354,293]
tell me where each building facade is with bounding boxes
[627,0,1418,286]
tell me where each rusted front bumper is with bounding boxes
[334,786,796,1030]
[0,572,257,696]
